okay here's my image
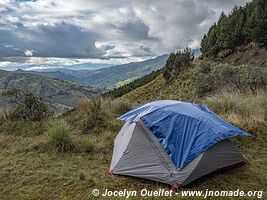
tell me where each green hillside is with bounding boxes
[104,68,163,98]
[0,70,100,112]
[21,54,168,89]
[121,55,267,104]
[2,51,266,199]
[0,0,266,199]
[121,68,196,104]
[83,54,168,89]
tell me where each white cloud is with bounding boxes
[24,49,34,56]
[0,56,151,71]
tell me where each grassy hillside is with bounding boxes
[0,90,266,199]
[1,51,266,199]
[121,49,267,103]
[0,70,100,113]
[121,67,196,104]
[0,0,266,198]
[104,68,163,98]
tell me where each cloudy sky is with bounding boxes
[0,0,250,70]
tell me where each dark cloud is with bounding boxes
[115,21,152,41]
[0,0,251,59]
[0,22,104,58]
[31,23,104,58]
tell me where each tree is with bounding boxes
[163,47,194,82]
[246,0,267,44]
[200,34,208,56]
[200,0,267,58]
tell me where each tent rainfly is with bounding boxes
[109,100,250,189]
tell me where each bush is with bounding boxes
[192,61,267,97]
[2,89,53,121]
[78,97,109,132]
[110,99,134,116]
[204,91,266,116]
[47,119,73,151]
[66,97,122,134]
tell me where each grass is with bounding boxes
[0,115,266,199]
[0,120,46,136]
[47,119,73,152]
[0,62,266,199]
[203,91,267,133]
[0,108,9,125]
[121,68,196,104]
[0,91,266,199]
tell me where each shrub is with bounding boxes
[110,99,134,116]
[192,61,267,97]
[2,89,53,121]
[68,98,122,134]
[78,97,109,132]
[162,68,172,83]
[47,119,73,151]
[204,91,266,116]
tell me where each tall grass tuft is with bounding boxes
[47,119,73,151]
[203,91,267,133]
[0,108,9,125]
[204,92,242,114]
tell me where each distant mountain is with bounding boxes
[19,69,83,84]
[22,54,169,89]
[0,70,100,112]
[82,54,169,88]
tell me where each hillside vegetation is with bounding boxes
[0,90,266,199]
[0,0,266,199]
[0,70,100,113]
[83,54,168,89]
[201,0,266,58]
[104,68,163,98]
[1,53,266,199]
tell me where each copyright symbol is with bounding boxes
[92,189,100,196]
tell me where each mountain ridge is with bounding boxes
[0,70,100,112]
[15,54,169,89]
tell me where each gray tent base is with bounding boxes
[110,121,247,188]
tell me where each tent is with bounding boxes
[109,100,250,189]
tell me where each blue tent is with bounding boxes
[118,100,250,169]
